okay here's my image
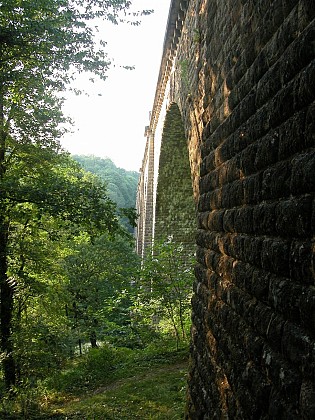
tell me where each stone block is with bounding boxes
[243,172,262,204]
[296,60,315,109]
[254,131,280,171]
[253,302,277,340]
[197,211,208,229]
[221,179,244,208]
[270,82,295,129]
[207,209,224,232]
[234,206,254,234]
[278,110,307,160]
[255,60,282,109]
[222,209,235,233]
[209,189,222,210]
[300,380,315,420]
[253,202,277,235]
[198,192,211,212]
[262,348,300,407]
[233,122,256,154]
[239,142,258,176]
[275,196,312,237]
[243,235,264,267]
[205,249,220,272]
[281,322,314,375]
[251,268,270,303]
[298,287,315,333]
[199,170,218,193]
[200,151,215,175]
[268,274,301,320]
[261,161,292,200]
[290,151,315,195]
[261,237,290,276]
[305,101,315,148]
[289,240,314,285]
[196,247,206,266]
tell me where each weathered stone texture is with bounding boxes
[180,0,315,418]
[136,136,155,258]
[138,0,315,418]
[155,103,196,247]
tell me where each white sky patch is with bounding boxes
[61,0,170,171]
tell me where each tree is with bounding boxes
[1,148,122,388]
[139,238,194,350]
[10,213,76,382]
[63,234,140,352]
[72,155,139,232]
[0,0,150,389]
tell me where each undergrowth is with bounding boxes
[0,338,189,419]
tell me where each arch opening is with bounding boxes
[154,102,197,252]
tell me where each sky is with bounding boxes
[60,0,171,172]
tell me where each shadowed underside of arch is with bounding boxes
[154,103,196,249]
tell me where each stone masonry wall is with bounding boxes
[175,0,315,418]
[136,134,155,259]
[138,0,315,417]
[155,103,196,248]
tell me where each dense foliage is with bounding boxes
[138,238,194,350]
[0,0,148,390]
[1,341,189,418]
[73,155,139,210]
[73,155,139,232]
[63,233,140,352]
[0,2,193,417]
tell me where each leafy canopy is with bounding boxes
[0,0,142,85]
[0,0,152,153]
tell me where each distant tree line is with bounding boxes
[73,155,139,210]
[73,155,139,232]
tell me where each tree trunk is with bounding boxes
[90,331,98,348]
[165,300,180,350]
[0,216,16,389]
[0,84,16,388]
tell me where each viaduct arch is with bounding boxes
[136,0,315,418]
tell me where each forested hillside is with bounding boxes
[73,155,139,210]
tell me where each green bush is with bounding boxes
[103,321,162,349]
[0,379,49,419]
[84,345,119,380]
[46,343,119,393]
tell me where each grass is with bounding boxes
[0,340,189,419]
[51,361,188,419]
[49,343,189,419]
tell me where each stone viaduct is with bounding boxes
[136,0,315,418]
